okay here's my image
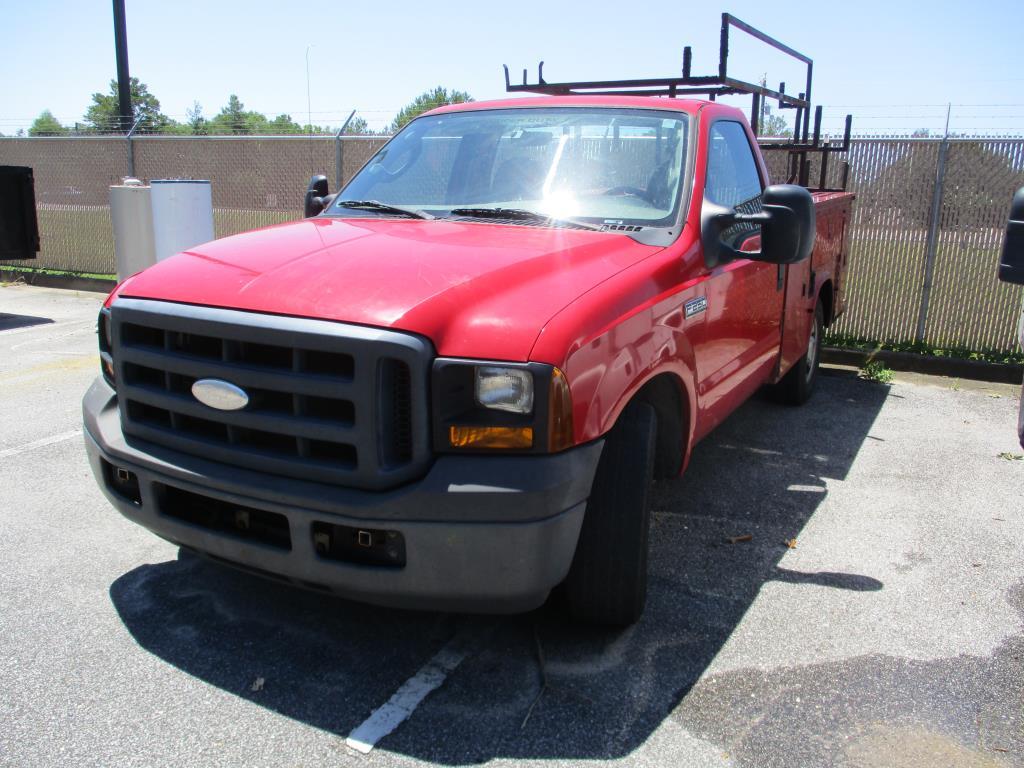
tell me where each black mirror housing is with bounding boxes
[999,186,1024,285]
[701,183,816,268]
[759,184,816,265]
[304,175,329,218]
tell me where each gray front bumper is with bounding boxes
[84,378,603,613]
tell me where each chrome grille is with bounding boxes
[111,299,432,490]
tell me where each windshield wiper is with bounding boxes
[448,207,602,231]
[335,200,434,220]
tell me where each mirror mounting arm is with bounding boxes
[700,203,771,268]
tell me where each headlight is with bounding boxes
[475,366,534,414]
[432,360,573,453]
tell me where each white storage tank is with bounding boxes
[149,179,215,262]
[109,178,156,281]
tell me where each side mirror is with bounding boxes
[998,186,1024,285]
[701,184,816,268]
[759,184,816,265]
[304,175,329,218]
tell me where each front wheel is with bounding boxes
[772,299,824,406]
[564,401,657,626]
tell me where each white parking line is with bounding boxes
[345,632,476,754]
[0,430,82,459]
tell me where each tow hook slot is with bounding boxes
[313,531,331,554]
[102,459,142,505]
[311,522,406,568]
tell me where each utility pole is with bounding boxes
[305,45,314,133]
[305,44,315,173]
[112,0,132,134]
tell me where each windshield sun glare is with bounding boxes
[332,107,690,229]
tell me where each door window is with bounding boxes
[705,121,763,211]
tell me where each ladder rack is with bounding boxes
[503,13,853,190]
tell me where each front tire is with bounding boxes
[772,299,824,406]
[564,401,657,626]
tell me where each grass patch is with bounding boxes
[860,361,895,383]
[826,333,1024,366]
[0,265,115,281]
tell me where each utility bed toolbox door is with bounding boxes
[778,193,855,375]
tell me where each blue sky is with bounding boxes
[3,0,1023,135]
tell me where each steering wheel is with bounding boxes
[369,137,422,180]
[603,185,654,204]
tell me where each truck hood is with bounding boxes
[118,217,662,361]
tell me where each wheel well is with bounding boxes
[634,374,688,480]
[819,280,835,327]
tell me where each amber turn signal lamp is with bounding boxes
[449,425,534,450]
[547,367,574,452]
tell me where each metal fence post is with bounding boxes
[915,113,952,344]
[125,116,143,178]
[335,110,356,190]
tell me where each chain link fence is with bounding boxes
[2,134,1022,353]
[0,135,387,275]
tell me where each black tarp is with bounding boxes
[0,166,40,260]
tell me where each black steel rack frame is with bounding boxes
[503,13,853,192]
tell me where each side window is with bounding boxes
[705,121,763,210]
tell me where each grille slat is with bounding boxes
[123,385,356,442]
[112,300,431,490]
[127,419,356,479]
[120,346,356,397]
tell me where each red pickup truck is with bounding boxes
[83,27,856,624]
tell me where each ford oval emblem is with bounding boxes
[191,378,250,411]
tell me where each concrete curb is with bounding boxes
[823,347,1023,385]
[0,270,115,294]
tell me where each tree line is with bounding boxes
[19,79,472,137]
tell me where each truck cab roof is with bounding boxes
[425,95,714,119]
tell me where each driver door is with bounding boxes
[694,120,784,427]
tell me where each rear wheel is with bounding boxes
[564,401,656,626]
[773,299,824,406]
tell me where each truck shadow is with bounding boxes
[109,369,889,762]
[0,313,53,332]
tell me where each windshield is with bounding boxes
[331,107,690,228]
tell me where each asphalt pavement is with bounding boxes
[1,283,1022,768]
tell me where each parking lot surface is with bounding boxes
[2,283,1022,768]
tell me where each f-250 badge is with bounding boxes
[685,296,708,318]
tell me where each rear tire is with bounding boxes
[564,401,656,626]
[772,299,824,406]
